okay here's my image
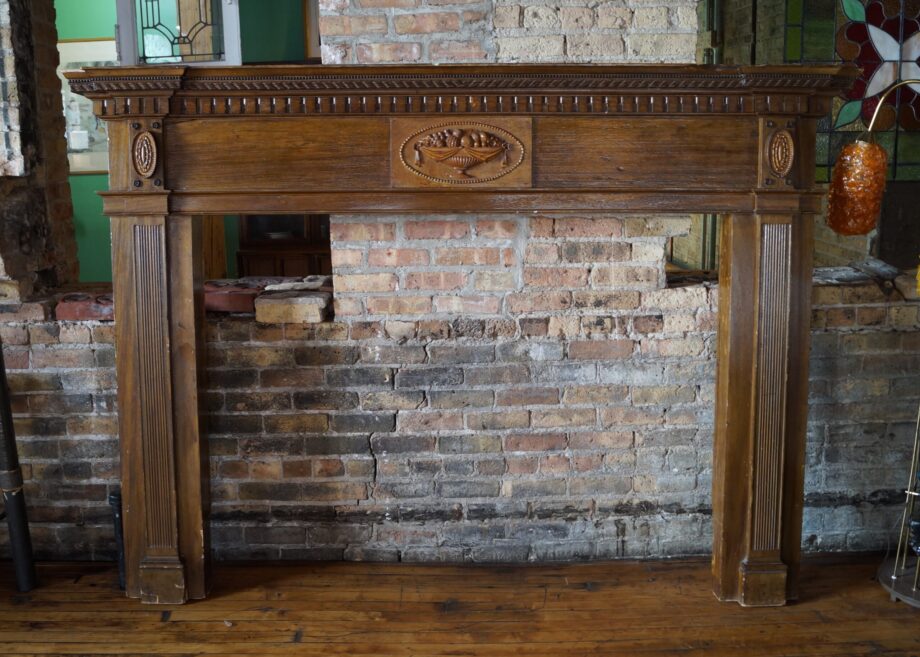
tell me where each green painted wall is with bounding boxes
[57,0,305,281]
[70,175,113,282]
[56,0,117,40]
[239,0,305,63]
[56,0,116,281]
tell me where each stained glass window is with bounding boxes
[785,0,920,181]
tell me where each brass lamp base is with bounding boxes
[878,555,920,609]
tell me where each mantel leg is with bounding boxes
[713,212,812,606]
[112,215,209,604]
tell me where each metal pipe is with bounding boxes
[867,79,920,134]
[109,490,126,591]
[0,343,36,593]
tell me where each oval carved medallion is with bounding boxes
[400,123,525,185]
[132,131,158,179]
[768,129,794,178]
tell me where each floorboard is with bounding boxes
[0,555,916,656]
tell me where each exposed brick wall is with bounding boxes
[814,218,875,268]
[1,233,917,561]
[0,0,78,301]
[319,0,701,64]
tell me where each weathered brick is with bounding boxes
[396,367,463,388]
[330,413,396,433]
[405,220,469,239]
[335,273,398,293]
[264,414,329,433]
[366,296,432,315]
[319,15,387,36]
[405,271,466,290]
[428,389,493,408]
[361,390,425,410]
[430,40,488,62]
[326,367,393,387]
[495,387,559,406]
[568,340,634,360]
[394,12,460,34]
[467,410,529,431]
[368,248,429,267]
[434,247,500,266]
[330,222,396,242]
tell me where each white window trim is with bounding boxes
[115,0,241,66]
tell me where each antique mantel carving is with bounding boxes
[66,63,857,607]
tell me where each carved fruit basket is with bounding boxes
[417,145,506,178]
[412,127,512,179]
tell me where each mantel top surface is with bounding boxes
[66,63,858,96]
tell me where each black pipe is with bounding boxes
[0,342,36,592]
[109,490,125,590]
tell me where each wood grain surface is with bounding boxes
[0,556,915,656]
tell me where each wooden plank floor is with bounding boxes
[0,555,916,656]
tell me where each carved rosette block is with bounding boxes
[760,118,797,188]
[768,130,795,178]
[391,119,532,188]
[133,131,158,179]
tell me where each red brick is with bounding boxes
[507,291,571,313]
[435,248,500,266]
[331,249,363,267]
[405,220,469,239]
[394,12,460,34]
[356,0,416,6]
[504,434,567,451]
[405,271,466,290]
[506,456,538,474]
[540,454,570,473]
[524,267,589,288]
[356,42,422,64]
[368,248,429,267]
[334,274,397,293]
[397,410,464,431]
[430,40,488,61]
[568,340,634,360]
[554,217,623,238]
[330,222,396,242]
[314,458,346,477]
[496,388,559,406]
[433,296,501,314]
[367,296,432,315]
[476,220,518,238]
[319,15,387,36]
[524,243,559,264]
[31,347,95,369]
[334,298,364,316]
[54,293,114,321]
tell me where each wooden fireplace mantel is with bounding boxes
[66,63,857,607]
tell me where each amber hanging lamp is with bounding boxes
[827,79,920,236]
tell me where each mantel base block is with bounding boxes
[139,558,188,605]
[738,559,789,607]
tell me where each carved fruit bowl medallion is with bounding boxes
[415,128,509,178]
[401,123,525,184]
